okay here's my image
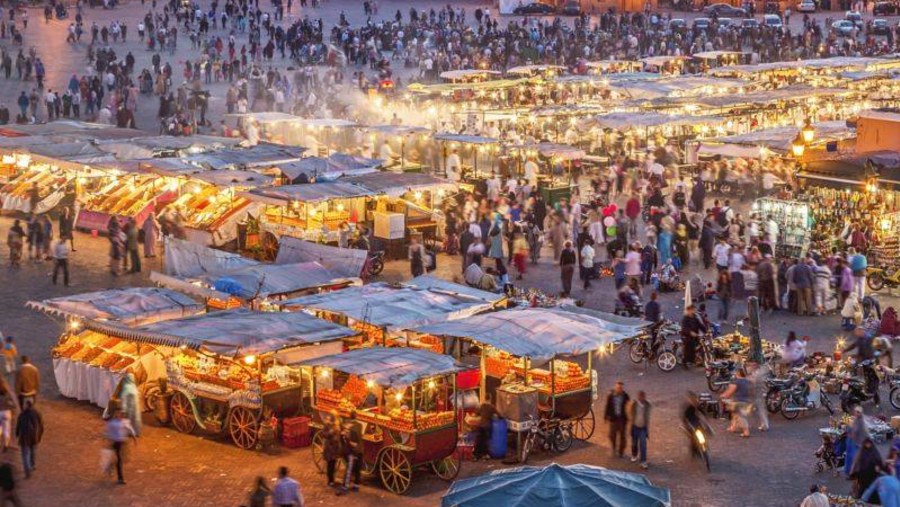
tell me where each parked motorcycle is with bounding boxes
[520,416,573,463]
[366,250,385,276]
[840,359,880,413]
[780,373,834,420]
[867,266,900,292]
[628,321,681,372]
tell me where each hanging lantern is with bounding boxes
[791,134,806,159]
[801,119,815,144]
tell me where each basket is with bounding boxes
[282,433,312,449]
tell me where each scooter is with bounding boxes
[780,373,835,419]
[840,359,880,413]
[867,266,900,292]
[683,422,712,471]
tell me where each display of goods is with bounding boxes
[262,380,280,391]
[352,322,384,345]
[416,411,454,430]
[827,494,875,506]
[100,353,122,369]
[317,389,356,412]
[110,356,135,372]
[54,341,84,358]
[340,375,369,406]
[485,356,511,378]
[112,342,139,356]
[80,347,104,363]
[414,335,444,354]
[208,297,242,310]
[207,198,250,230]
[173,354,200,370]
[547,375,590,393]
[99,337,121,349]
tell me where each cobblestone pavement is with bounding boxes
[3,211,900,507]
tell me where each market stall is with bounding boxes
[751,197,811,258]
[412,307,639,442]
[363,125,430,172]
[152,239,350,309]
[344,172,457,248]
[433,133,500,180]
[281,275,505,350]
[240,181,373,244]
[305,347,465,494]
[28,287,204,409]
[276,153,381,184]
[92,309,357,448]
[75,168,181,233]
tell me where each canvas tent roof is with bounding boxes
[699,120,853,154]
[296,347,466,387]
[275,236,368,279]
[441,464,671,507]
[412,307,635,363]
[282,279,499,332]
[186,144,306,170]
[27,287,203,325]
[277,154,381,182]
[433,133,499,144]
[343,172,456,197]
[90,309,355,355]
[241,182,372,205]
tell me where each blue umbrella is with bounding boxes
[441,463,671,507]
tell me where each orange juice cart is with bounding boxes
[303,347,466,494]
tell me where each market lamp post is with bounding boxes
[801,119,815,145]
[791,133,806,159]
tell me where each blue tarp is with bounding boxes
[441,464,671,507]
[296,347,466,387]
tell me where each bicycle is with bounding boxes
[520,416,573,464]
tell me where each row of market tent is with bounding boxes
[29,239,653,494]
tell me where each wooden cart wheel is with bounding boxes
[379,446,412,495]
[311,431,328,473]
[228,406,260,449]
[571,408,595,441]
[261,232,279,261]
[170,391,197,434]
[431,453,461,481]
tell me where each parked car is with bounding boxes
[741,18,760,31]
[693,17,712,32]
[703,3,748,16]
[831,19,855,35]
[871,18,891,35]
[513,2,556,14]
[796,0,817,12]
[845,10,864,27]
[561,0,582,15]
[872,2,898,15]
[763,14,784,31]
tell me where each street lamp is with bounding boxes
[791,133,806,159]
[801,119,815,144]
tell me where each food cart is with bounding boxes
[240,181,373,245]
[506,142,584,206]
[411,308,639,443]
[76,170,181,233]
[281,275,505,351]
[363,125,430,172]
[304,347,466,494]
[27,288,204,409]
[433,133,500,180]
[91,309,357,449]
[344,172,458,249]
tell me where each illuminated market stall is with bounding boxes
[28,287,204,409]
[282,275,504,350]
[305,347,465,494]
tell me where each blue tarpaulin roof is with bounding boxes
[26,287,203,325]
[441,463,671,507]
[413,308,635,362]
[296,347,466,387]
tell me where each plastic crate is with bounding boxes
[457,369,480,390]
[282,416,310,439]
[283,433,312,449]
[456,443,474,460]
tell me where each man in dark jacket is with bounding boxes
[604,381,630,458]
[681,305,707,368]
[792,258,815,316]
[15,400,43,478]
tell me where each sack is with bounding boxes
[100,448,115,474]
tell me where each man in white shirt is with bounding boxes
[580,239,595,290]
[272,467,304,507]
[729,246,746,274]
[713,238,731,271]
[52,239,70,286]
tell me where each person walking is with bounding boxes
[58,206,75,251]
[721,370,751,438]
[862,472,900,506]
[580,237,595,291]
[849,247,868,300]
[6,220,24,268]
[0,379,17,453]
[792,257,815,316]
[337,411,362,495]
[408,235,426,278]
[0,459,19,506]
[629,390,651,469]
[15,400,42,478]
[747,361,770,432]
[559,240,576,297]
[2,337,17,387]
[14,356,38,409]
[124,220,140,274]
[272,466,304,506]
[322,414,342,487]
[851,438,885,501]
[105,410,137,485]
[51,238,70,286]
[604,381,630,458]
[247,476,271,507]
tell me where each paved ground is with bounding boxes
[3,204,900,507]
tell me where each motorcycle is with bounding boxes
[614,293,644,318]
[779,373,834,420]
[867,266,900,292]
[840,359,880,413]
[628,321,681,372]
[520,416,573,464]
[683,423,712,471]
[764,373,800,414]
[889,376,900,410]
[366,250,385,276]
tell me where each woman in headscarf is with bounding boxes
[142,211,160,258]
[674,223,689,267]
[845,406,871,476]
[657,222,673,266]
[117,373,142,437]
[851,438,884,501]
